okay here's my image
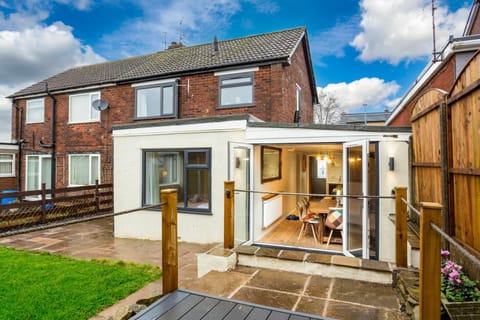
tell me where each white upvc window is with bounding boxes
[69,92,100,123]
[26,98,45,123]
[69,154,100,186]
[26,155,51,191]
[0,153,15,177]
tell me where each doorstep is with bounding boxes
[233,245,394,284]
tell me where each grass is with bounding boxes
[0,247,162,320]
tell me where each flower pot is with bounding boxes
[441,298,480,320]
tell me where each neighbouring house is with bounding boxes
[0,142,18,195]
[387,0,480,126]
[112,114,411,262]
[7,27,317,192]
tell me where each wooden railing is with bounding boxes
[0,182,113,232]
[160,189,179,294]
[394,186,480,319]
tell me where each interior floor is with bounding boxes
[258,218,343,251]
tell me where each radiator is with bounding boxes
[262,194,283,228]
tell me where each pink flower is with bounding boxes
[441,250,450,257]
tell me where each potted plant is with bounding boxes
[440,250,480,319]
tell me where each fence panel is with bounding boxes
[410,89,445,211]
[448,51,480,251]
[0,183,113,233]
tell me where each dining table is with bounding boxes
[308,198,340,243]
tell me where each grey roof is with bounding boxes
[10,27,307,98]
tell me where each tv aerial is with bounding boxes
[91,99,109,111]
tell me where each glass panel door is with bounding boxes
[343,140,369,258]
[229,143,252,244]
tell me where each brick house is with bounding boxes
[8,27,318,191]
[386,0,480,126]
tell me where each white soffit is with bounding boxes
[245,127,411,144]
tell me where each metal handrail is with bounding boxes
[233,189,395,200]
[401,196,480,268]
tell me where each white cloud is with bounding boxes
[319,77,400,112]
[351,0,470,64]
[0,5,105,142]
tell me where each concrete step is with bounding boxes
[197,244,396,285]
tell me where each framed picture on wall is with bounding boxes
[261,146,282,183]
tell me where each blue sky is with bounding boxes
[0,0,472,140]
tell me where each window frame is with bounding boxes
[0,153,15,177]
[142,148,211,214]
[69,91,101,124]
[26,98,45,124]
[218,72,254,108]
[68,154,101,186]
[25,154,51,191]
[134,81,178,120]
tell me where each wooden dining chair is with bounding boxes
[297,201,320,243]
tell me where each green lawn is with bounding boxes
[0,247,162,320]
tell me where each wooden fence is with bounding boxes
[410,50,480,254]
[0,182,113,233]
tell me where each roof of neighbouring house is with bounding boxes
[9,27,314,99]
[338,111,391,125]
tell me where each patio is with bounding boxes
[0,217,407,319]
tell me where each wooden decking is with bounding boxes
[131,289,328,320]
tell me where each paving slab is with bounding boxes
[0,218,408,320]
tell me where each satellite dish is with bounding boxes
[91,99,109,111]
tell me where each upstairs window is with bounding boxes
[135,81,177,119]
[69,154,100,186]
[0,153,14,177]
[219,72,254,107]
[69,92,100,123]
[26,98,44,123]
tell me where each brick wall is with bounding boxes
[0,177,17,192]
[388,56,455,126]
[11,51,315,189]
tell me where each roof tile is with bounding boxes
[10,27,305,98]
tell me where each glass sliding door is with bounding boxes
[343,140,369,258]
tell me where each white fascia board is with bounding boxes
[112,120,248,137]
[0,145,18,151]
[245,127,411,144]
[131,78,179,88]
[214,67,259,77]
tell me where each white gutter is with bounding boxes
[386,37,480,125]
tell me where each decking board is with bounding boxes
[131,289,328,320]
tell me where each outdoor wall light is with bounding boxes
[388,157,395,171]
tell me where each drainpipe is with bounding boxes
[13,103,23,190]
[43,83,56,194]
